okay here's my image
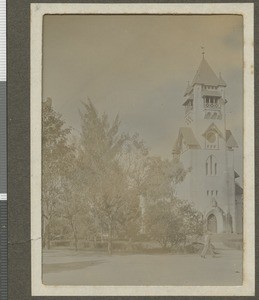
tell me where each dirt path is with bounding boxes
[43,248,242,286]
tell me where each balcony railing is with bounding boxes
[204,102,220,110]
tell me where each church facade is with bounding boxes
[173,55,243,234]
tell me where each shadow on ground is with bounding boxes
[43,259,106,274]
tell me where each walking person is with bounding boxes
[200,231,216,258]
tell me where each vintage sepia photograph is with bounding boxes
[30,3,254,297]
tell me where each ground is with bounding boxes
[43,242,242,286]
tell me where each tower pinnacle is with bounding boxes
[201,46,205,58]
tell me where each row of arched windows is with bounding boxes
[206,155,217,176]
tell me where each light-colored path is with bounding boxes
[43,247,242,286]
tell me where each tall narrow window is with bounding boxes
[206,155,217,176]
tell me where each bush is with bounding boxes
[145,199,203,250]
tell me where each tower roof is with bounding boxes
[192,57,221,87]
[218,72,227,87]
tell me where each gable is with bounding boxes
[202,122,224,138]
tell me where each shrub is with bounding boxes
[145,199,203,250]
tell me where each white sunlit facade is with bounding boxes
[173,55,243,234]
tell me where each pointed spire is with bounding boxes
[218,72,227,87]
[192,56,220,87]
[201,46,205,59]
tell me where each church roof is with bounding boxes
[192,57,221,87]
[179,127,200,147]
[172,127,200,154]
[226,130,238,148]
[234,170,240,178]
[183,94,194,105]
[235,182,243,195]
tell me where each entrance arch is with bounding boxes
[207,213,217,233]
[204,207,224,233]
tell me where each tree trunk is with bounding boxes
[46,236,51,250]
[74,233,78,251]
[101,227,104,242]
[107,223,113,255]
[71,222,78,251]
[44,223,51,250]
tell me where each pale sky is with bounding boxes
[42,15,243,179]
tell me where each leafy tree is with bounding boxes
[42,97,201,254]
[142,156,201,250]
[116,133,150,241]
[145,200,172,248]
[42,98,73,249]
[143,157,188,200]
[78,99,136,254]
[143,157,176,201]
[145,199,203,250]
[60,174,81,251]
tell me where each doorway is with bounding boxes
[207,213,217,233]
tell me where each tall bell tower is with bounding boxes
[183,52,227,145]
[173,53,242,234]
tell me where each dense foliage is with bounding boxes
[42,98,203,253]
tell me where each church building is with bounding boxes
[172,54,243,234]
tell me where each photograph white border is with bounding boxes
[31,3,255,296]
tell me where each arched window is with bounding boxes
[206,155,217,176]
